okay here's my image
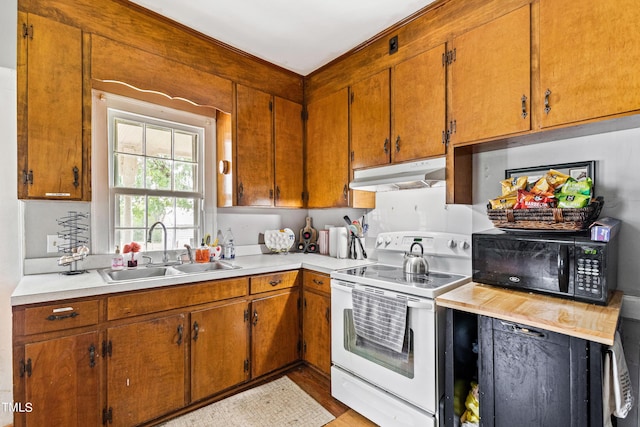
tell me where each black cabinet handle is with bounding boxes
[73,166,80,188]
[312,279,324,286]
[521,95,528,119]
[269,279,282,286]
[177,324,184,346]
[89,344,96,368]
[395,135,400,152]
[46,311,79,321]
[383,138,389,154]
[192,321,199,342]
[500,321,545,338]
[544,89,552,114]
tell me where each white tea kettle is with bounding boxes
[403,242,429,276]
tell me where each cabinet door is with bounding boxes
[274,97,304,207]
[107,314,186,427]
[236,84,274,206]
[191,301,249,402]
[18,13,83,200]
[303,290,331,375]
[393,45,447,162]
[251,289,300,378]
[539,0,640,128]
[450,6,531,145]
[351,70,391,169]
[22,332,100,427]
[306,89,349,208]
[479,316,588,427]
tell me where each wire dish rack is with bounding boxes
[56,211,90,275]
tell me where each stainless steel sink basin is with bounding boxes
[99,267,171,282]
[99,261,240,283]
[173,261,238,274]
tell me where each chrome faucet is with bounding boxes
[183,244,194,263]
[147,221,169,264]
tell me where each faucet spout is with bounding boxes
[148,221,169,263]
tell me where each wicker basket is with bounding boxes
[487,197,604,231]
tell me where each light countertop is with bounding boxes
[436,282,623,346]
[12,253,374,306]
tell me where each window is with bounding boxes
[108,109,205,251]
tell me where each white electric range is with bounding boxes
[330,231,472,427]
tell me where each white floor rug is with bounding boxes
[159,376,336,427]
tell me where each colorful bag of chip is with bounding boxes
[489,195,517,209]
[530,176,554,195]
[500,176,528,196]
[560,177,593,196]
[557,193,590,208]
[545,169,571,188]
[514,190,556,209]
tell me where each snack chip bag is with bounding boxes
[500,176,528,196]
[530,176,554,195]
[557,193,590,208]
[489,195,517,210]
[545,169,571,188]
[560,177,593,196]
[514,190,556,209]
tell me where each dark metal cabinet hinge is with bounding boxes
[22,170,33,185]
[102,407,113,425]
[444,48,457,65]
[20,358,32,377]
[102,340,112,358]
[89,344,96,368]
[244,309,249,322]
[303,341,307,353]
[22,23,33,40]
[244,359,250,373]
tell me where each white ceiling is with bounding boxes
[129,0,437,75]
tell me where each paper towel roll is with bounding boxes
[329,227,338,257]
[336,227,349,259]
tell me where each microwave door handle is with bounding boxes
[558,244,570,293]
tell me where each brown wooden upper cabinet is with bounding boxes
[539,0,640,128]
[449,5,531,145]
[350,44,447,169]
[305,88,350,208]
[234,84,303,207]
[17,13,84,200]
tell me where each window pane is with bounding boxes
[146,158,172,190]
[148,196,174,227]
[146,125,172,159]
[175,131,197,162]
[116,194,146,227]
[176,198,195,226]
[115,119,143,154]
[174,162,197,192]
[114,229,146,249]
[176,228,196,248]
[114,154,144,188]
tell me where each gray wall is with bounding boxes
[0,0,16,69]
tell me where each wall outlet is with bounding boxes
[47,235,60,253]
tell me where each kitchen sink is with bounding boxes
[173,261,239,274]
[99,266,172,282]
[99,261,240,283]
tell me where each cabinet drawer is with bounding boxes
[23,300,99,335]
[250,270,299,294]
[108,277,248,320]
[303,271,330,295]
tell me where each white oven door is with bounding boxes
[331,279,441,415]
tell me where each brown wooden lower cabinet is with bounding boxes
[21,332,100,427]
[191,300,250,402]
[303,290,331,375]
[107,313,187,427]
[12,271,306,426]
[251,288,300,378]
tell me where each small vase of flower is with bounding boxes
[123,242,141,268]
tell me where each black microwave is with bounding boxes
[472,228,618,305]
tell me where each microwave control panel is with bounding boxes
[575,246,603,297]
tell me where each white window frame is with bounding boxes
[92,91,217,256]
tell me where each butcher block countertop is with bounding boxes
[436,282,622,346]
